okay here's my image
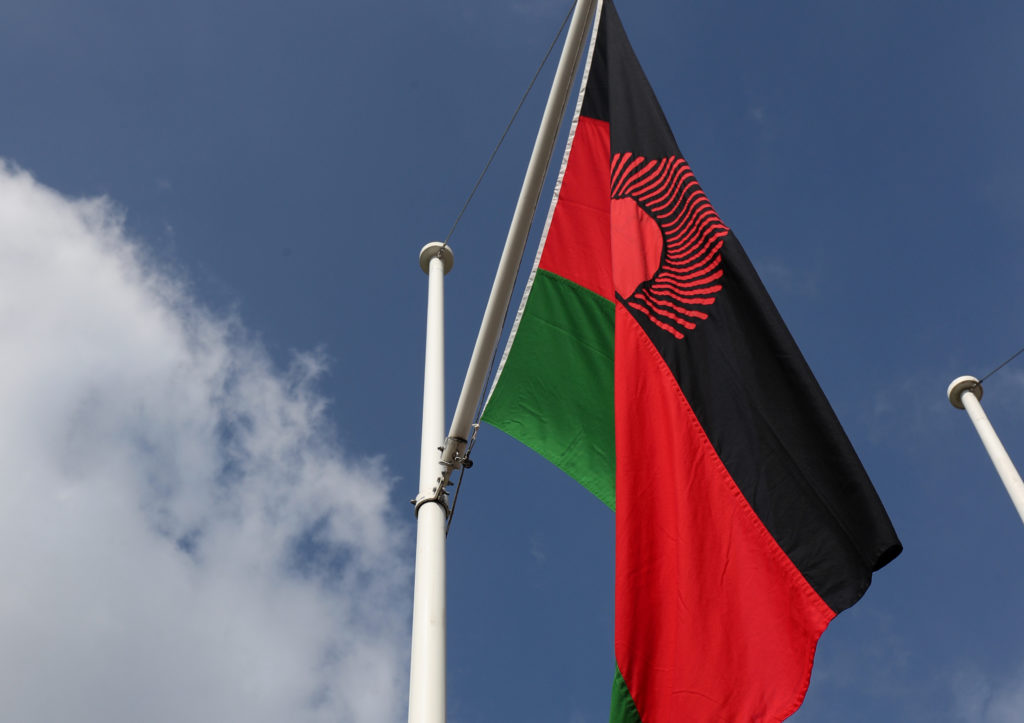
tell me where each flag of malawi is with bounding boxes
[482,1,902,721]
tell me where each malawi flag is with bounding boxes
[482,1,902,721]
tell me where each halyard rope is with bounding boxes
[444,2,581,532]
[440,1,576,250]
[979,344,1024,384]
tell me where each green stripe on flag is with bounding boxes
[482,269,615,508]
[610,665,643,723]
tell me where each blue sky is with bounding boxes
[2,1,1024,721]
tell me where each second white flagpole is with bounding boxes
[409,242,454,723]
[948,375,1024,527]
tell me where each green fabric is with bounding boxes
[482,269,615,508]
[610,665,643,723]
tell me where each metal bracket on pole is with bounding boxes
[413,492,450,518]
[441,435,472,471]
[414,435,473,518]
[412,443,456,519]
[439,435,467,483]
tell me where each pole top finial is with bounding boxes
[948,375,982,409]
[419,242,454,275]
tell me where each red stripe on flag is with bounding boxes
[614,305,835,722]
[538,117,614,301]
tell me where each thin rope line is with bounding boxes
[466,1,582,432]
[979,344,1024,384]
[445,422,478,537]
[444,2,578,535]
[444,235,534,534]
[440,0,576,249]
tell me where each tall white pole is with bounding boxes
[439,0,598,473]
[948,375,1024,528]
[409,242,454,723]
[408,3,597,716]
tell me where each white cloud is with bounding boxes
[953,662,1024,723]
[0,162,410,722]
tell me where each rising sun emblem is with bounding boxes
[610,152,728,339]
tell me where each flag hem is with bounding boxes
[483,0,606,410]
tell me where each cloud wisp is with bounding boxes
[953,660,1024,723]
[0,163,410,722]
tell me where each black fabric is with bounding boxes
[634,234,902,612]
[582,0,677,160]
[588,0,901,614]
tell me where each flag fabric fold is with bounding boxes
[482,1,902,720]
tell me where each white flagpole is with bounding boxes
[409,242,454,723]
[438,0,598,475]
[408,5,597,719]
[948,375,1024,527]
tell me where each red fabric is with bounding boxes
[538,117,614,301]
[614,305,835,722]
[610,197,663,298]
[533,78,840,723]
